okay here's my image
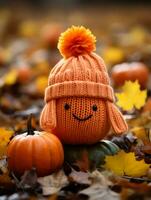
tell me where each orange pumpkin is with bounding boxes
[111,62,149,88]
[7,117,64,177]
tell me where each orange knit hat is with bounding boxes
[45,27,113,102]
[40,26,128,144]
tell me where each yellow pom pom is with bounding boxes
[58,26,96,58]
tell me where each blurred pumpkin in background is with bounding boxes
[111,62,149,88]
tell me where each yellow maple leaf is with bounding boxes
[0,128,14,158]
[115,80,147,111]
[104,150,149,177]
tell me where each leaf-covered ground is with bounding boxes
[0,6,151,200]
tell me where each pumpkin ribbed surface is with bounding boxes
[7,132,64,177]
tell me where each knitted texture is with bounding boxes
[53,97,109,144]
[40,26,128,144]
[45,53,114,102]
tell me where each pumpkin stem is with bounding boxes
[27,114,35,135]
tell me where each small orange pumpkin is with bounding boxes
[7,116,64,177]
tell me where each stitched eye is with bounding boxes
[92,104,97,111]
[64,103,70,110]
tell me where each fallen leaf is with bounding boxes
[38,170,69,196]
[79,184,119,200]
[90,170,112,185]
[69,169,91,185]
[112,176,151,193]
[0,157,7,173]
[115,80,147,111]
[19,168,38,188]
[127,111,151,128]
[131,126,151,146]
[77,170,119,200]
[0,172,13,187]
[0,127,14,158]
[104,150,150,177]
[47,194,58,200]
[111,133,137,152]
[13,168,40,193]
[4,193,31,200]
[143,98,151,113]
[0,172,15,195]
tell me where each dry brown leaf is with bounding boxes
[0,173,13,187]
[113,176,151,193]
[38,170,69,196]
[69,169,91,185]
[79,184,119,200]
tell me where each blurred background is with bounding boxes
[1,0,151,7]
[0,0,151,131]
[0,2,151,199]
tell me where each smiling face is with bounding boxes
[52,97,110,144]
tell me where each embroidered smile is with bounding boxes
[72,113,93,122]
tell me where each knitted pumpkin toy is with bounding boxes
[40,26,128,144]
